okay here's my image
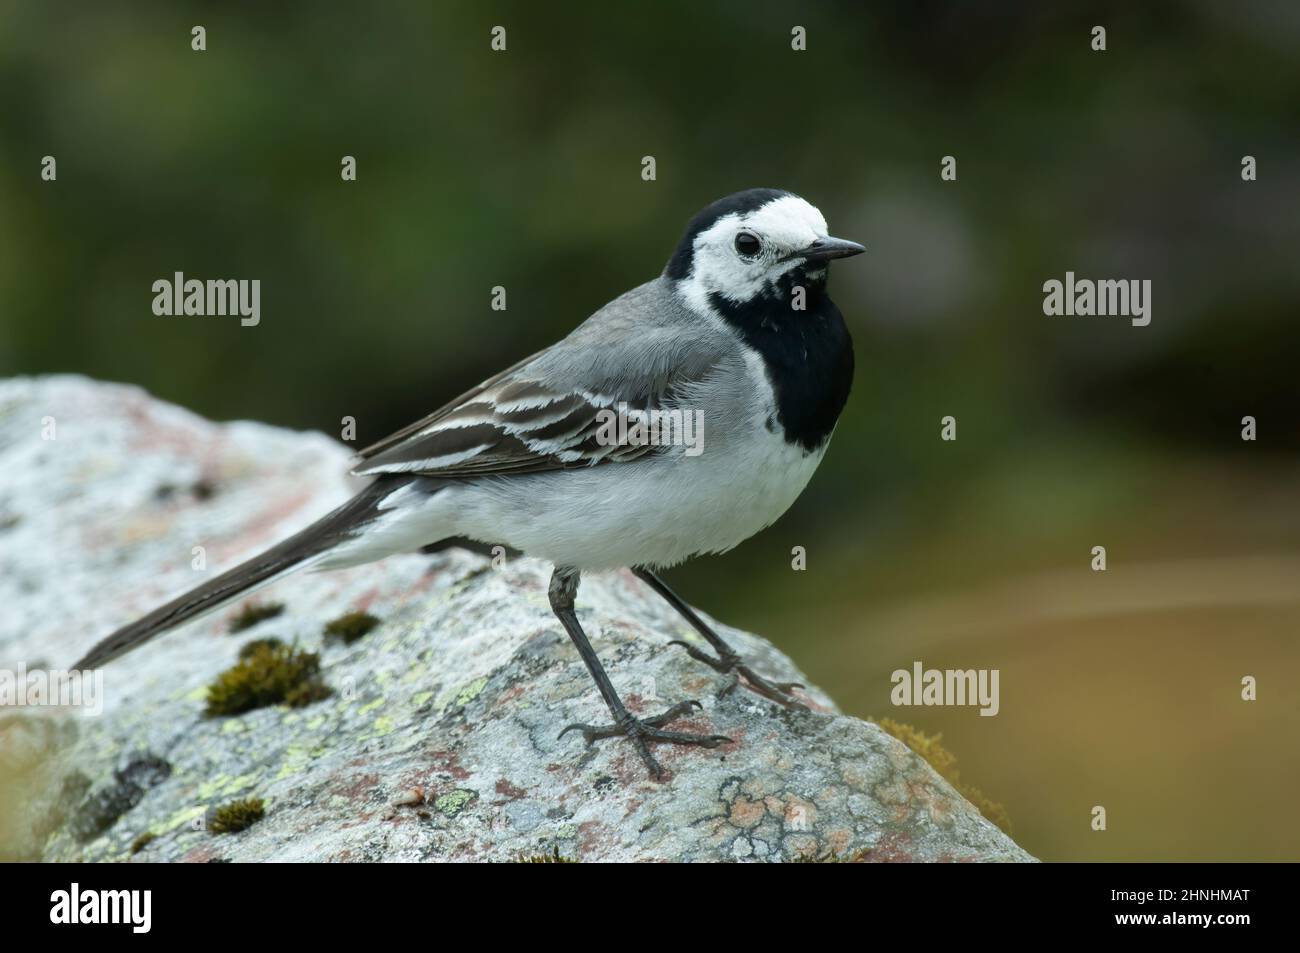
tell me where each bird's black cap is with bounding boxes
[665,188,793,280]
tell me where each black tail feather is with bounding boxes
[72,479,397,669]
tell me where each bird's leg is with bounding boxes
[633,567,808,711]
[550,568,730,780]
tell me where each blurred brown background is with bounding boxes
[1,1,1298,860]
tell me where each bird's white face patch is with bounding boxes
[679,195,829,314]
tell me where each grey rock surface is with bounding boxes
[0,376,1034,862]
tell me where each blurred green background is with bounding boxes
[2,1,1298,861]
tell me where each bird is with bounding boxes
[74,187,865,780]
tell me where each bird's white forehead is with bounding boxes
[698,195,828,249]
[742,195,828,243]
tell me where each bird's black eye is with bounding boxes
[734,231,761,258]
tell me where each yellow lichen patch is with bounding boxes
[876,718,1012,834]
[434,789,476,817]
[161,804,206,833]
[453,676,489,707]
[399,664,428,686]
[196,775,230,800]
[220,774,258,799]
[194,772,257,801]
[275,745,312,781]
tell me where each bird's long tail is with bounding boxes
[73,479,399,670]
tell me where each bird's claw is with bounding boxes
[669,640,809,710]
[558,700,731,780]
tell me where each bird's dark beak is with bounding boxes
[787,236,866,263]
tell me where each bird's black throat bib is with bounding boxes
[708,280,854,453]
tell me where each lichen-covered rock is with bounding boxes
[0,376,1034,862]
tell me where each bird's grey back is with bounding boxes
[525,276,738,400]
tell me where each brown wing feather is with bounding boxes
[351,362,662,479]
[354,348,547,461]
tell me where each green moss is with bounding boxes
[513,846,577,863]
[129,832,156,855]
[323,610,380,645]
[227,601,284,633]
[209,797,265,834]
[877,718,1013,834]
[205,643,331,716]
[237,636,284,661]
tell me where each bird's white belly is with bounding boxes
[445,426,828,571]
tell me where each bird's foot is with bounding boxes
[669,641,809,711]
[558,700,730,780]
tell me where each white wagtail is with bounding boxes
[76,188,865,779]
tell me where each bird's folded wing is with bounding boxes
[352,326,727,479]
